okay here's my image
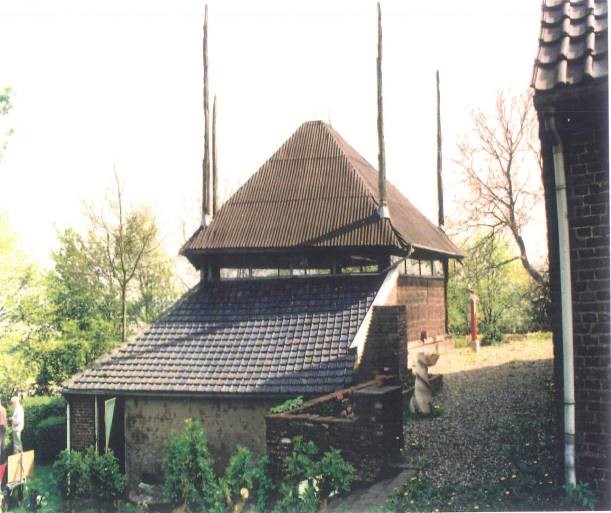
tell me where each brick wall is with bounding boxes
[355,305,408,384]
[395,276,446,341]
[67,395,96,453]
[266,382,403,483]
[536,84,610,507]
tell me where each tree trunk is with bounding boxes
[319,496,329,513]
[121,285,127,342]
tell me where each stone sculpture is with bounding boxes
[409,352,439,415]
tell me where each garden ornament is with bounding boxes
[409,352,440,415]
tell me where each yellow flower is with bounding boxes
[411,475,418,481]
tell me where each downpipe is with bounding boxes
[544,111,576,487]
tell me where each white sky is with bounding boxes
[0,0,546,272]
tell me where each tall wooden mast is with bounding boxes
[376,2,389,219]
[212,94,218,215]
[202,4,211,226]
[436,70,444,230]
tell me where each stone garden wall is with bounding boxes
[266,380,404,483]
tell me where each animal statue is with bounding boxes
[409,352,440,415]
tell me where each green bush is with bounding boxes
[276,437,354,513]
[252,456,276,513]
[222,446,254,505]
[22,396,64,452]
[87,447,126,503]
[163,419,216,509]
[52,448,126,504]
[53,449,91,499]
[481,325,504,346]
[269,396,304,414]
[35,415,66,464]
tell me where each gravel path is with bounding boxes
[404,337,554,489]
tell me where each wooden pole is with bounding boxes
[212,94,218,215]
[436,71,449,333]
[376,2,388,218]
[202,4,211,224]
[436,70,444,229]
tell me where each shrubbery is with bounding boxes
[275,437,354,513]
[163,420,353,513]
[163,418,216,509]
[52,448,126,506]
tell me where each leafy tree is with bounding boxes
[47,228,119,340]
[0,217,41,397]
[448,234,532,341]
[132,245,178,323]
[86,173,161,341]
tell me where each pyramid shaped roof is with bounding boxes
[182,121,460,258]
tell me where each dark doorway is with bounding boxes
[96,396,125,473]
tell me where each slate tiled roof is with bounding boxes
[532,0,608,91]
[182,121,460,258]
[63,275,381,396]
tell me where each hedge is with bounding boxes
[21,396,65,461]
[36,416,66,464]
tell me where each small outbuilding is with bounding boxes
[62,120,461,488]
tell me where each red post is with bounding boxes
[469,290,479,352]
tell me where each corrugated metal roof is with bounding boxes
[532,0,608,91]
[182,121,460,257]
[62,275,381,396]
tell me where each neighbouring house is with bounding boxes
[532,0,609,506]
[62,120,461,488]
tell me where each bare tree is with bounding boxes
[87,172,158,341]
[455,90,545,285]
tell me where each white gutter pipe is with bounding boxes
[544,111,576,487]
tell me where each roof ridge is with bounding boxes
[318,123,380,203]
[321,123,453,250]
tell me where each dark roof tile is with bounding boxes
[63,275,380,396]
[533,0,608,91]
